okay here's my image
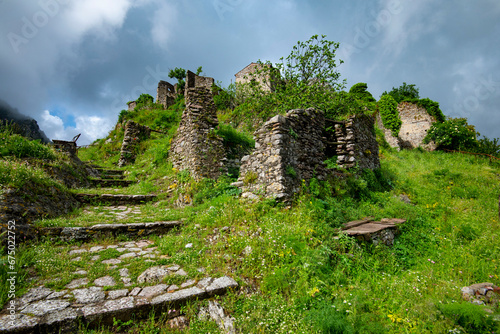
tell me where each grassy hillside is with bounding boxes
[2,90,499,332]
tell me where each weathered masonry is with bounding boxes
[118,121,151,167]
[156,80,176,109]
[235,62,276,92]
[235,108,327,200]
[235,112,381,200]
[376,102,436,150]
[334,115,381,170]
[169,73,226,180]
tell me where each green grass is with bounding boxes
[3,148,500,333]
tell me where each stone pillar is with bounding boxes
[336,114,380,170]
[118,121,151,167]
[169,87,226,180]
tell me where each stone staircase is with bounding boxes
[0,165,240,333]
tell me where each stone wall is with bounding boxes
[118,121,151,167]
[235,63,275,92]
[169,87,227,180]
[335,114,380,170]
[127,101,137,111]
[156,80,176,109]
[186,70,214,93]
[376,102,436,150]
[235,108,326,200]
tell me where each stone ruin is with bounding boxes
[127,101,137,111]
[234,108,327,200]
[118,121,151,167]
[186,70,214,93]
[169,73,226,180]
[156,80,176,109]
[233,111,381,200]
[376,102,437,150]
[334,115,381,169]
[235,62,276,92]
[52,133,81,158]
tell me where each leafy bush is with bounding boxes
[215,124,255,159]
[417,98,445,122]
[0,129,55,160]
[440,302,498,333]
[349,82,376,102]
[382,82,420,102]
[378,95,401,137]
[424,118,477,151]
[213,83,236,110]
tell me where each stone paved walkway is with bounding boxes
[0,239,238,333]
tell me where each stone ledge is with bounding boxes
[0,276,238,334]
[75,194,157,205]
[37,221,183,242]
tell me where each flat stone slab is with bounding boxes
[0,276,238,333]
[38,221,183,242]
[74,193,157,205]
[343,218,406,236]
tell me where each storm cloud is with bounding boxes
[0,0,498,144]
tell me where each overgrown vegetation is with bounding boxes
[378,94,401,137]
[1,35,499,333]
[382,82,446,122]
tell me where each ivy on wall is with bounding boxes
[378,95,401,137]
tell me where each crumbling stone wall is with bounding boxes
[235,63,276,92]
[118,121,151,167]
[127,101,137,111]
[376,102,436,150]
[157,80,176,109]
[236,108,326,200]
[335,114,380,170]
[186,70,214,92]
[169,86,226,180]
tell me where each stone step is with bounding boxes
[75,194,157,205]
[38,221,183,242]
[0,276,238,333]
[94,168,125,176]
[90,179,134,188]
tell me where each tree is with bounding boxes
[349,83,376,102]
[239,35,346,119]
[382,82,420,103]
[277,34,345,89]
[169,67,187,92]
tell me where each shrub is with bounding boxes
[417,98,445,122]
[378,95,401,137]
[0,130,55,160]
[440,302,498,333]
[382,82,420,102]
[424,117,478,151]
[349,82,376,102]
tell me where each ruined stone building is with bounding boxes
[186,70,215,93]
[235,63,277,92]
[156,80,176,109]
[127,101,137,111]
[169,72,226,180]
[376,102,436,150]
[234,111,380,200]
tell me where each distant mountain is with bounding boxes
[0,99,50,143]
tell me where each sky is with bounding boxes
[0,0,499,145]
